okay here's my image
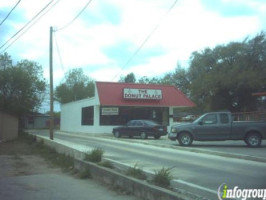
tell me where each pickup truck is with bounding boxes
[168,112,266,147]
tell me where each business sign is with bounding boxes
[123,88,162,100]
[102,107,119,115]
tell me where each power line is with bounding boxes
[111,0,179,81]
[55,0,93,32]
[0,0,22,26]
[51,0,94,79]
[0,0,55,50]
[0,0,60,53]
[53,31,65,74]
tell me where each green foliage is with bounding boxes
[160,65,190,95]
[138,76,161,85]
[85,148,104,163]
[126,163,146,180]
[78,167,91,179]
[119,72,136,83]
[99,160,114,169]
[134,32,266,112]
[0,53,46,116]
[55,68,95,103]
[188,32,266,112]
[22,134,74,171]
[34,142,74,170]
[20,132,37,145]
[153,167,173,188]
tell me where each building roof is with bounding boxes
[252,92,266,97]
[96,82,195,107]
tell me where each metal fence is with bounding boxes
[232,111,266,121]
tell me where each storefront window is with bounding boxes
[81,106,94,125]
[100,106,169,126]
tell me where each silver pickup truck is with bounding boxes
[168,112,266,147]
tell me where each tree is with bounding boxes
[138,76,161,84]
[160,66,190,95]
[0,53,46,116]
[188,32,266,112]
[119,72,136,83]
[55,68,95,103]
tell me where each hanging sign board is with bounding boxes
[123,88,162,100]
[102,107,119,115]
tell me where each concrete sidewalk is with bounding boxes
[0,173,139,200]
[0,138,139,200]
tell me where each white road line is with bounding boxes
[173,179,218,195]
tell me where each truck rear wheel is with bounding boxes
[245,132,261,147]
[178,132,193,146]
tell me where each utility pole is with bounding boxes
[49,26,54,140]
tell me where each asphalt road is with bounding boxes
[122,136,266,159]
[30,130,266,200]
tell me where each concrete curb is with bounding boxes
[75,159,188,200]
[34,135,191,200]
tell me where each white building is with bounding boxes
[61,82,195,134]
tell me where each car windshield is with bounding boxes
[143,120,159,126]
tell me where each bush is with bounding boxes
[20,132,36,145]
[153,167,173,188]
[23,135,74,171]
[126,163,146,180]
[78,167,91,179]
[99,160,114,169]
[85,148,104,163]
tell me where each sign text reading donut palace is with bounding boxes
[123,88,162,100]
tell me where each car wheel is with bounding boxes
[154,134,161,139]
[140,132,147,139]
[178,132,193,146]
[245,132,261,147]
[114,131,121,138]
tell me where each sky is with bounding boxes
[1,0,266,86]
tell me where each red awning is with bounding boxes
[252,92,266,96]
[96,82,195,107]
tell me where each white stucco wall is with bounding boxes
[61,98,95,134]
[61,97,118,135]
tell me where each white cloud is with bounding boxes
[89,66,122,81]
[1,0,265,85]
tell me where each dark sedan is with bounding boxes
[112,120,168,139]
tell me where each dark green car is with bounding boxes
[113,120,167,139]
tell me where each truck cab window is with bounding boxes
[202,114,217,124]
[220,114,229,124]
